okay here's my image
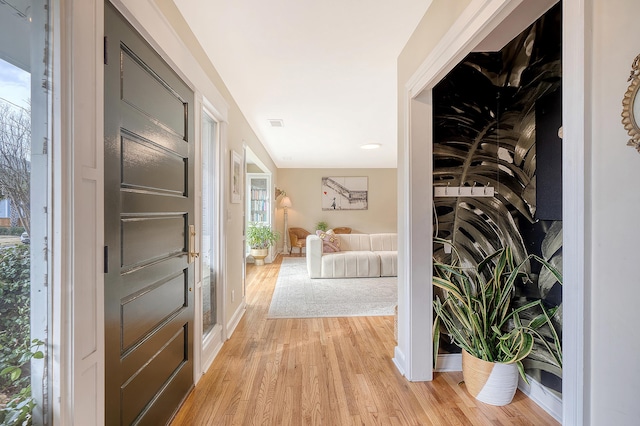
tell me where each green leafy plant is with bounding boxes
[0,244,36,426]
[246,223,280,250]
[432,238,562,382]
[0,339,44,426]
[315,221,328,232]
[0,245,31,391]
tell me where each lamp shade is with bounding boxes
[280,196,292,208]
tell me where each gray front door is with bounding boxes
[104,3,194,424]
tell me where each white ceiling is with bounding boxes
[173,0,432,169]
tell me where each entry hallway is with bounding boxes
[171,256,558,425]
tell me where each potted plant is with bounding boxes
[315,221,329,232]
[432,238,562,406]
[247,222,280,265]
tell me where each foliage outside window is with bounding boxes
[0,246,41,425]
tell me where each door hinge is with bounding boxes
[104,36,108,65]
[104,246,109,273]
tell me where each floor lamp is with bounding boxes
[281,195,292,254]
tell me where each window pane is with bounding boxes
[201,113,217,338]
[0,1,50,424]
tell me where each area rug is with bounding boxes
[267,257,397,318]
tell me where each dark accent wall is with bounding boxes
[536,89,563,220]
[432,3,563,393]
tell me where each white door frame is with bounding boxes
[396,0,586,424]
[193,98,228,380]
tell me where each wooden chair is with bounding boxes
[288,227,311,255]
[332,227,352,234]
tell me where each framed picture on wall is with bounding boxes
[230,150,242,203]
[321,176,368,210]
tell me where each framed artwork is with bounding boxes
[321,176,368,210]
[230,150,242,203]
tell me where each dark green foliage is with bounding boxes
[0,228,25,236]
[0,385,35,426]
[0,338,43,426]
[0,245,33,425]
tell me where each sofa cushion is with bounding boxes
[320,251,380,278]
[370,233,398,251]
[306,235,323,278]
[338,234,372,251]
[316,230,341,252]
[377,251,397,277]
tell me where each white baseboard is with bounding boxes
[435,353,462,371]
[392,346,407,376]
[226,301,246,338]
[518,374,562,423]
[202,340,223,375]
[434,353,561,421]
[201,329,224,377]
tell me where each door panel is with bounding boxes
[120,326,188,426]
[120,45,188,138]
[121,215,186,269]
[121,132,188,196]
[120,271,186,350]
[104,2,194,425]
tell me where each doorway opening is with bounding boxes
[399,0,577,423]
[432,0,562,403]
[245,147,273,264]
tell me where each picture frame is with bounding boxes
[230,150,242,203]
[622,53,640,153]
[321,176,368,210]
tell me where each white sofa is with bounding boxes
[306,233,397,278]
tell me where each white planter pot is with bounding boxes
[462,350,519,406]
[250,248,269,266]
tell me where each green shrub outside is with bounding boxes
[0,228,25,236]
[0,245,32,424]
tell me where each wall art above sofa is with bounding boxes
[321,176,368,210]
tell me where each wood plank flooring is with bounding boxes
[171,256,559,425]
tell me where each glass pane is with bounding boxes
[201,113,217,338]
[0,1,50,424]
[249,177,269,223]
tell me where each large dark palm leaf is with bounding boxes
[433,4,563,390]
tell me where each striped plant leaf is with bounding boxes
[538,221,563,298]
[432,243,562,382]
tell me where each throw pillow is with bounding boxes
[316,230,341,253]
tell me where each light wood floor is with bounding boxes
[171,256,559,425]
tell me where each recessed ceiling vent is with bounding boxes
[268,119,284,128]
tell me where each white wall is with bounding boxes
[394,0,474,383]
[397,0,472,88]
[148,0,278,325]
[589,0,640,423]
[276,168,397,250]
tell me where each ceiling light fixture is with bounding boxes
[360,143,381,150]
[268,119,284,127]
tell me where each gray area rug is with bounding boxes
[267,257,397,318]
